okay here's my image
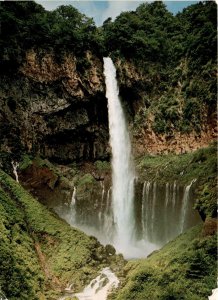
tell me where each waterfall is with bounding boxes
[103,57,135,256]
[55,186,77,226]
[141,181,152,240]
[180,179,196,233]
[106,187,111,214]
[101,181,105,202]
[172,181,177,209]
[151,182,157,237]
[55,177,201,258]
[11,161,19,182]
[141,182,147,236]
[99,182,105,222]
[71,186,76,206]
[54,57,201,259]
[165,183,169,208]
[164,182,170,241]
[208,287,218,300]
[137,180,201,246]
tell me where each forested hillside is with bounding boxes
[103,1,216,153]
[0,1,217,300]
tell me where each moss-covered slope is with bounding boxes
[110,223,217,300]
[0,170,124,300]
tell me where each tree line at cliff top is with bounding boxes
[0,0,216,71]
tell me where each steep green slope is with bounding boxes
[0,187,44,299]
[0,170,124,300]
[110,224,217,300]
[0,1,217,300]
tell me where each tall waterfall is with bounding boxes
[103,57,135,255]
[54,59,202,259]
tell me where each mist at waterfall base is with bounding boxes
[54,58,201,259]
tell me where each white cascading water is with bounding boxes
[54,58,201,260]
[55,186,77,226]
[75,268,119,300]
[180,179,197,233]
[140,179,201,246]
[103,57,135,256]
[11,160,19,183]
[59,267,119,300]
[208,287,218,300]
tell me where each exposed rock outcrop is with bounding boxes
[0,49,109,163]
[115,59,217,155]
[133,124,216,155]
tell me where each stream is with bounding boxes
[59,267,119,300]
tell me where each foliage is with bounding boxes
[0,1,104,71]
[94,160,110,171]
[19,154,33,170]
[177,1,217,70]
[109,225,217,300]
[103,1,216,136]
[0,186,44,299]
[77,173,95,187]
[103,2,178,66]
[0,1,216,136]
[0,170,123,299]
[152,96,181,134]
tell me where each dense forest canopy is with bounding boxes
[0,2,217,299]
[1,1,216,67]
[102,1,217,134]
[0,1,103,69]
[103,1,217,67]
[0,0,217,134]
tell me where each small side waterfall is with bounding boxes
[55,186,77,226]
[139,179,200,245]
[180,179,197,233]
[11,161,19,182]
[71,186,76,206]
[103,57,135,255]
[98,182,105,222]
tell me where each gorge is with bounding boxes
[0,1,217,300]
[55,58,202,259]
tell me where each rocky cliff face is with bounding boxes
[1,49,216,168]
[115,59,216,156]
[0,49,109,163]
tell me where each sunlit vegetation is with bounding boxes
[109,224,217,300]
[103,1,216,134]
[0,1,217,299]
[0,1,104,72]
[0,170,124,299]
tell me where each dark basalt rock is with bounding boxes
[0,50,109,164]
